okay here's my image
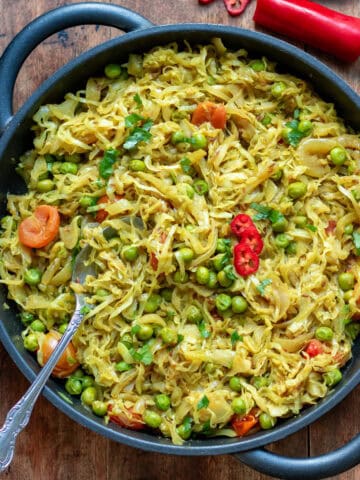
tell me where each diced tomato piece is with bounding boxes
[37,331,79,378]
[233,242,259,276]
[150,252,159,271]
[230,214,255,238]
[191,101,227,129]
[304,339,324,357]
[240,226,264,255]
[95,194,122,223]
[325,220,337,235]
[231,412,259,437]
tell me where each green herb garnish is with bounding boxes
[257,279,272,296]
[251,203,285,224]
[197,395,209,410]
[99,148,119,179]
[80,305,91,315]
[123,116,153,150]
[231,331,243,345]
[133,343,153,365]
[133,93,143,109]
[198,320,210,339]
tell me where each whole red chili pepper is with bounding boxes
[253,0,360,62]
[223,0,250,16]
[233,242,259,276]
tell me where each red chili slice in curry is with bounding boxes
[240,226,264,255]
[233,242,259,276]
[230,214,255,238]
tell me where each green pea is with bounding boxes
[159,327,178,345]
[79,195,97,208]
[213,253,228,272]
[271,169,283,181]
[323,368,342,387]
[144,294,162,313]
[104,63,123,79]
[60,162,78,175]
[178,183,195,199]
[177,422,192,440]
[143,410,162,428]
[272,217,288,233]
[293,215,308,227]
[171,131,186,144]
[58,323,68,334]
[231,296,248,314]
[315,326,333,341]
[136,324,154,341]
[129,159,146,172]
[92,400,107,416]
[343,290,353,302]
[205,363,216,374]
[30,319,46,332]
[196,266,210,285]
[217,270,233,288]
[231,397,247,414]
[173,270,189,284]
[176,247,194,263]
[338,272,355,291]
[193,179,209,195]
[65,377,83,396]
[81,387,97,406]
[271,81,286,97]
[261,114,272,127]
[154,393,171,411]
[298,120,312,133]
[344,224,354,235]
[330,147,347,166]
[249,60,265,72]
[207,271,218,289]
[115,361,133,372]
[286,241,297,255]
[81,376,94,389]
[72,369,84,379]
[288,182,307,199]
[121,245,139,262]
[186,305,203,324]
[37,179,54,192]
[191,133,207,150]
[252,376,270,389]
[259,412,277,430]
[24,268,42,286]
[216,239,230,253]
[352,190,360,201]
[160,288,173,302]
[96,289,109,297]
[20,312,35,325]
[229,376,244,392]
[23,333,38,352]
[216,294,232,312]
[275,233,291,249]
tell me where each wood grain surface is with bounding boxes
[0,1,359,479]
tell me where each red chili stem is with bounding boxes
[223,0,250,16]
[253,0,360,62]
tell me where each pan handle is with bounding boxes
[234,432,360,479]
[0,2,153,133]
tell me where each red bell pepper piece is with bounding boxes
[253,0,360,62]
[233,242,259,276]
[223,0,250,16]
[240,226,264,255]
[230,213,255,238]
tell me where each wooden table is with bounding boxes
[0,1,359,479]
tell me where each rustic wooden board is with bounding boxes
[0,1,359,479]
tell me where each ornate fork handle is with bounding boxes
[0,308,83,472]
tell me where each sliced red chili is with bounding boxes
[241,226,264,255]
[233,243,259,276]
[223,0,250,16]
[230,214,255,238]
[199,0,215,4]
[304,339,323,357]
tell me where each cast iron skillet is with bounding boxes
[0,3,359,479]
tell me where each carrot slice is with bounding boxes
[231,412,259,436]
[191,102,227,129]
[18,205,60,248]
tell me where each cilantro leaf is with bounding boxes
[202,419,211,433]
[125,113,144,128]
[99,149,118,179]
[177,334,184,343]
[180,157,195,176]
[231,331,242,345]
[133,343,153,365]
[257,278,272,296]
[223,264,237,281]
[80,305,91,315]
[352,231,360,255]
[305,224,317,232]
[133,93,143,109]
[251,203,285,224]
[123,119,153,150]
[197,395,209,410]
[182,416,193,434]
[198,320,210,339]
